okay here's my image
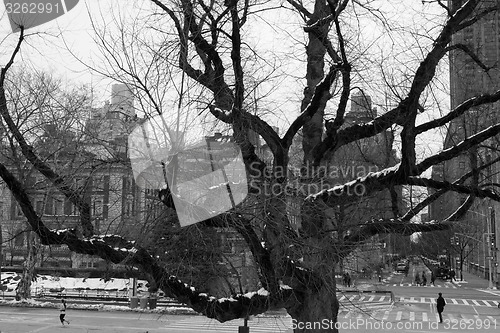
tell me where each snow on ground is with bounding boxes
[0,298,197,314]
[1,272,149,293]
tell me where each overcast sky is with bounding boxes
[0,0,449,165]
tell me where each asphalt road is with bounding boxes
[1,260,499,333]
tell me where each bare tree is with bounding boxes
[1,1,500,332]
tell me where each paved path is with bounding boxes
[0,306,498,333]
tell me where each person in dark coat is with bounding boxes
[436,293,446,323]
[430,272,436,285]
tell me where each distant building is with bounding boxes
[321,90,408,273]
[0,85,259,295]
[427,0,500,285]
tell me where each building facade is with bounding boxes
[427,0,500,286]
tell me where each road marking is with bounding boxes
[382,311,389,321]
[482,300,492,306]
[378,296,386,302]
[410,297,416,302]
[409,312,415,321]
[422,312,428,322]
[358,296,365,301]
[471,300,481,306]
[396,311,402,320]
[339,296,346,301]
[348,296,356,301]
[462,299,469,305]
[368,296,375,302]
[399,296,404,302]
[420,297,425,303]
[451,298,458,304]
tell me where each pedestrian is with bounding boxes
[436,292,446,323]
[346,272,351,288]
[414,274,420,286]
[431,272,436,286]
[59,299,70,326]
[450,269,456,281]
[342,272,347,286]
[422,274,427,286]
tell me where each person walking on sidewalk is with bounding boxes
[436,293,446,323]
[430,272,436,286]
[59,299,70,326]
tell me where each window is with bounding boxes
[44,198,53,215]
[69,203,78,216]
[93,176,104,191]
[124,199,133,217]
[35,200,43,214]
[54,198,63,216]
[93,199,103,217]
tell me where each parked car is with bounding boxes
[435,266,450,279]
[396,262,409,273]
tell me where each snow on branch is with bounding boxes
[407,177,500,201]
[305,164,400,204]
[44,229,296,322]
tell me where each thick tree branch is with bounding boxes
[407,177,500,201]
[415,123,500,174]
[415,90,500,134]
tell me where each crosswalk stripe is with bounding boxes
[451,298,458,304]
[493,301,499,306]
[378,296,386,302]
[389,283,456,288]
[409,312,415,321]
[368,296,375,301]
[471,300,481,306]
[339,296,346,301]
[420,297,425,303]
[382,311,389,321]
[462,299,469,305]
[349,296,356,301]
[487,316,495,321]
[399,296,404,302]
[410,296,416,302]
[358,296,365,302]
[396,311,402,320]
[482,300,492,306]
[422,312,428,321]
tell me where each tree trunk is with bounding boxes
[16,231,39,300]
[459,253,464,281]
[288,285,339,333]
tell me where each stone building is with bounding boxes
[326,90,407,274]
[427,0,500,285]
[0,83,259,295]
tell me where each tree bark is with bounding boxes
[16,231,38,300]
[289,285,339,333]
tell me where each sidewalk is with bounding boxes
[454,269,497,289]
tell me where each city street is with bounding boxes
[1,261,499,333]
